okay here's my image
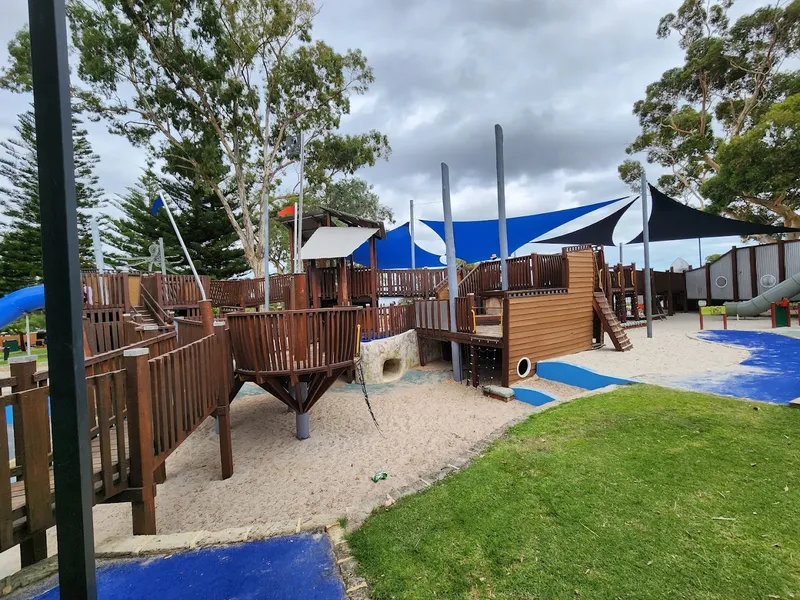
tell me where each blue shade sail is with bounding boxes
[421,197,627,263]
[352,222,444,269]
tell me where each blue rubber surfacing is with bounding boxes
[662,330,800,405]
[21,534,346,600]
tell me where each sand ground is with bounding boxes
[564,313,772,380]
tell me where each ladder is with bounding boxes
[592,292,632,352]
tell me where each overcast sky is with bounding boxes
[0,0,765,270]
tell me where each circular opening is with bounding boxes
[517,357,532,379]
[714,276,728,289]
[382,358,403,383]
[761,274,777,289]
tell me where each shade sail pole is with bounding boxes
[158,190,207,301]
[442,163,462,382]
[698,238,702,266]
[410,199,416,271]
[641,173,653,338]
[495,124,509,291]
[619,243,623,264]
[28,0,97,595]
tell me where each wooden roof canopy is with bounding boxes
[278,207,386,244]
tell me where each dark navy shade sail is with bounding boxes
[537,198,637,246]
[630,185,800,243]
[421,197,627,263]
[352,222,444,269]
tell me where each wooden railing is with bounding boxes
[140,274,211,309]
[376,269,448,298]
[458,265,481,296]
[83,308,129,354]
[0,306,232,566]
[360,304,416,341]
[351,268,372,299]
[415,299,452,333]
[455,296,476,334]
[81,272,131,310]
[227,307,362,378]
[174,317,206,347]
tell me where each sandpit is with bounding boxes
[564,313,773,380]
[0,363,535,577]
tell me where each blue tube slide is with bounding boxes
[0,285,45,331]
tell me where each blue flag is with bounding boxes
[150,195,165,215]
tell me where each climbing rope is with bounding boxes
[356,358,382,435]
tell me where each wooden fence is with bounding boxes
[174,317,206,347]
[140,274,211,309]
[415,299,453,334]
[83,308,129,354]
[80,272,131,310]
[360,304,416,341]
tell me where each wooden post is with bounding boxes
[369,236,378,307]
[337,258,350,306]
[778,240,786,283]
[705,264,712,305]
[667,268,674,316]
[630,263,639,320]
[470,344,478,388]
[124,348,156,535]
[9,357,48,566]
[730,246,739,302]
[214,321,234,479]
[199,300,214,337]
[750,246,759,298]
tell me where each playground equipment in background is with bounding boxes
[0,285,45,331]
[724,271,800,317]
[699,305,728,330]
[771,299,792,328]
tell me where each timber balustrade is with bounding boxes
[81,272,132,311]
[0,302,233,566]
[227,307,362,379]
[360,304,415,341]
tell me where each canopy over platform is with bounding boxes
[278,207,386,244]
[630,185,800,243]
[352,222,444,269]
[537,198,637,246]
[421,197,627,263]
[301,226,379,260]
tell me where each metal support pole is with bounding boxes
[410,199,416,271]
[293,202,299,274]
[619,243,623,264]
[495,125,509,291]
[157,190,206,301]
[698,238,703,265]
[641,173,653,338]
[25,314,31,356]
[442,163,462,382]
[296,131,305,274]
[263,213,270,312]
[90,216,106,304]
[158,237,167,275]
[28,0,97,595]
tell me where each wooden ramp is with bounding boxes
[593,292,632,352]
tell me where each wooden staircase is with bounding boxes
[592,292,632,352]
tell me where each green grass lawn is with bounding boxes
[348,385,800,599]
[0,346,48,369]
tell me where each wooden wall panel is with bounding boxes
[506,250,595,385]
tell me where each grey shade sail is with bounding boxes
[300,227,379,260]
[630,185,800,243]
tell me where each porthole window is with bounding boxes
[517,357,532,379]
[761,274,777,289]
[714,276,728,288]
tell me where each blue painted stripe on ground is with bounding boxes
[25,534,346,600]
[537,361,635,390]
[511,387,556,406]
[661,330,800,405]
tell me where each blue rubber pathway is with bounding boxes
[660,330,800,405]
[21,534,346,600]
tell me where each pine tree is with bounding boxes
[0,111,104,295]
[108,173,249,280]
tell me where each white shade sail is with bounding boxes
[300,227,379,260]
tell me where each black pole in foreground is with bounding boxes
[28,0,97,596]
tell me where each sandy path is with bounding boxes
[563,313,772,380]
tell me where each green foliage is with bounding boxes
[309,177,394,224]
[0,111,104,295]
[348,385,800,599]
[705,253,722,264]
[22,0,392,276]
[620,0,800,232]
[3,311,46,335]
[108,173,249,280]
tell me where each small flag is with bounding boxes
[150,195,165,215]
[278,205,295,218]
